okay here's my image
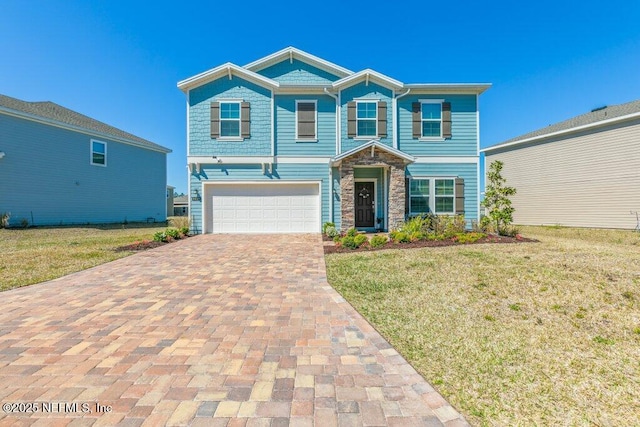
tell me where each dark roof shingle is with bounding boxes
[0,94,170,153]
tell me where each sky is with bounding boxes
[1,1,639,194]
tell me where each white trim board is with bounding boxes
[413,156,478,164]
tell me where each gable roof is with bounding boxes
[244,46,353,77]
[177,63,280,92]
[332,69,404,90]
[0,94,171,153]
[331,140,415,165]
[482,99,640,153]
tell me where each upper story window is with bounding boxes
[296,100,317,141]
[421,102,442,138]
[357,101,377,137]
[91,140,106,166]
[412,100,452,140]
[220,102,241,137]
[347,100,387,139]
[409,178,459,215]
[210,100,250,140]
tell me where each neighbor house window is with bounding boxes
[356,101,377,137]
[91,140,106,166]
[421,101,442,138]
[220,102,241,137]
[296,100,317,141]
[434,179,455,213]
[409,178,456,215]
[409,179,430,215]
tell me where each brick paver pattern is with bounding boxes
[0,234,468,426]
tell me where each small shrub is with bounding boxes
[0,212,9,228]
[322,222,335,234]
[340,235,357,249]
[325,226,339,239]
[165,228,180,239]
[455,232,486,244]
[408,231,425,242]
[390,231,410,243]
[445,215,466,235]
[479,215,495,233]
[153,231,166,242]
[353,234,368,248]
[345,227,358,237]
[179,227,190,236]
[501,225,520,237]
[401,216,426,234]
[370,235,388,248]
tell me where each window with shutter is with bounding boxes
[413,100,452,140]
[211,100,249,140]
[296,100,317,141]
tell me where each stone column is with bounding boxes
[340,164,355,231]
[388,164,406,230]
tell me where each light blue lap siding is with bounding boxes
[189,163,331,234]
[275,95,336,156]
[398,94,478,156]
[340,82,393,153]
[257,59,341,84]
[189,75,271,156]
[406,163,479,222]
[0,114,166,226]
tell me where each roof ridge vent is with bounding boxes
[591,105,607,112]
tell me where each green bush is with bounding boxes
[370,235,388,248]
[325,225,339,239]
[179,227,190,236]
[340,235,357,249]
[390,231,410,243]
[353,234,368,247]
[322,222,335,234]
[409,231,425,242]
[153,231,166,242]
[165,228,180,239]
[345,227,358,237]
[454,232,486,244]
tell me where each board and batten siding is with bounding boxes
[0,113,167,226]
[189,75,272,157]
[189,163,331,233]
[274,95,336,156]
[485,118,640,229]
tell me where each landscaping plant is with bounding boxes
[481,160,517,236]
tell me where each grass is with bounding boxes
[0,223,166,291]
[325,226,640,426]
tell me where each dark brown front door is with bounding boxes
[355,181,375,228]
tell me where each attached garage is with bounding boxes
[202,182,321,233]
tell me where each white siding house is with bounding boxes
[482,100,640,229]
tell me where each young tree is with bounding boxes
[482,160,517,235]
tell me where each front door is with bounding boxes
[355,181,375,228]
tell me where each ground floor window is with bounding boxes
[409,178,455,215]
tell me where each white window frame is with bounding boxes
[355,100,378,139]
[409,177,456,215]
[90,139,107,167]
[419,99,444,141]
[295,100,318,142]
[218,99,243,141]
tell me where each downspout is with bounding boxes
[393,88,411,150]
[324,87,339,224]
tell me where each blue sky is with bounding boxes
[2,1,639,194]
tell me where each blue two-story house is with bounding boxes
[178,47,489,234]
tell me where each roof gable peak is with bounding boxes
[244,47,353,77]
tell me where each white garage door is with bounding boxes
[209,183,320,233]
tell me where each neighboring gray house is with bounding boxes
[173,195,188,217]
[0,94,172,226]
[482,100,640,229]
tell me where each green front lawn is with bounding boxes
[325,226,640,426]
[0,224,166,291]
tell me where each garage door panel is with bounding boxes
[209,183,320,234]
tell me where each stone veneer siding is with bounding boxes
[339,148,407,231]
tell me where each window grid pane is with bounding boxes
[410,197,430,214]
[357,102,377,119]
[220,120,240,137]
[92,153,105,165]
[435,197,454,213]
[357,120,376,136]
[410,179,429,196]
[220,103,240,119]
[92,142,105,154]
[435,179,454,195]
[421,103,441,120]
[422,121,441,137]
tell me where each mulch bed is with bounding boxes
[323,234,537,254]
[114,240,167,252]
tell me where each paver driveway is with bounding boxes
[0,234,468,426]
